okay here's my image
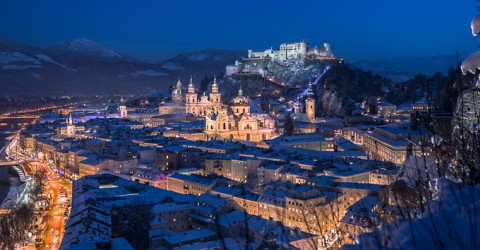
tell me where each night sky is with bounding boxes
[0,0,478,60]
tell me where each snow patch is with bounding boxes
[101,50,121,58]
[132,69,168,77]
[36,54,77,72]
[58,38,121,58]
[161,62,184,71]
[0,51,40,64]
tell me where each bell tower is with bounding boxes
[260,76,269,113]
[118,98,128,118]
[186,76,198,114]
[66,113,76,137]
[305,97,315,121]
[209,77,222,103]
[294,96,303,114]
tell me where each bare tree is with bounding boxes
[0,203,35,249]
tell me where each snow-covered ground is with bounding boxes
[0,177,25,209]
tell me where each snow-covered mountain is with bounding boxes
[0,38,245,96]
[50,38,122,58]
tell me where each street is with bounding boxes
[5,134,72,250]
[24,161,72,250]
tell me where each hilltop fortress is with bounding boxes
[248,41,333,61]
[227,41,339,76]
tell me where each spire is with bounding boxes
[68,113,73,125]
[211,77,218,93]
[188,76,195,93]
[238,86,243,96]
[176,77,182,89]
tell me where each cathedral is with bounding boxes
[161,76,278,142]
[185,77,223,116]
[205,87,277,142]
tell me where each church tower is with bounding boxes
[66,113,76,137]
[305,97,315,121]
[231,87,250,116]
[294,96,304,114]
[186,76,198,114]
[118,98,128,118]
[260,77,269,113]
[118,99,128,118]
[209,77,222,103]
[172,78,185,103]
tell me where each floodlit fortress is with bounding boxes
[226,41,339,76]
[247,41,334,61]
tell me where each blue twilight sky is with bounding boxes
[0,0,478,60]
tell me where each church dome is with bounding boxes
[172,88,183,96]
[231,86,249,106]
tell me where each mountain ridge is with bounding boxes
[0,38,244,96]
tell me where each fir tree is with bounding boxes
[284,114,295,135]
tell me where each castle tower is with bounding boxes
[209,77,222,103]
[66,113,76,137]
[294,96,304,114]
[118,98,128,118]
[305,97,315,121]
